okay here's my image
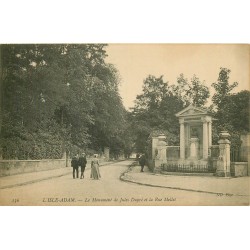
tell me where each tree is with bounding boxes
[134,75,170,110]
[187,75,210,107]
[172,73,210,107]
[212,90,250,147]
[211,68,248,149]
[211,67,238,128]
[211,67,238,111]
[0,46,3,144]
[171,73,190,105]
[0,44,127,159]
[130,75,185,153]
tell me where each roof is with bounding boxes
[175,104,212,117]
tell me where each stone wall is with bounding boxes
[0,157,110,177]
[240,133,250,176]
[0,159,69,177]
[230,162,248,177]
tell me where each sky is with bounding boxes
[106,44,249,109]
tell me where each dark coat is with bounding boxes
[78,156,87,167]
[71,157,79,168]
[139,155,146,166]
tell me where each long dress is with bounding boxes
[90,159,101,180]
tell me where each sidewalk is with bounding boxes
[2,161,249,197]
[121,164,250,197]
[0,160,114,190]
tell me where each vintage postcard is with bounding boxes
[0,44,249,206]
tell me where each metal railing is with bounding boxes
[230,147,248,162]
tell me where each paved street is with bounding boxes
[0,160,249,205]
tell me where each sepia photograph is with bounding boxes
[1,2,250,250]
[0,43,249,206]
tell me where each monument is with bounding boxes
[175,104,213,164]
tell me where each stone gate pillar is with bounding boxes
[154,134,167,172]
[216,131,231,177]
[152,136,159,160]
[179,118,185,159]
[104,147,110,161]
[202,117,209,159]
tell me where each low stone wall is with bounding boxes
[0,159,69,177]
[230,162,248,177]
[0,157,110,177]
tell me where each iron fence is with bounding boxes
[230,147,248,162]
[209,145,248,163]
[230,148,240,162]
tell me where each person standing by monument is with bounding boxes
[71,153,79,179]
[139,154,146,172]
[79,152,87,179]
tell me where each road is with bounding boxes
[0,160,248,205]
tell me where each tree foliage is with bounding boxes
[0,44,127,159]
[172,73,210,107]
[211,67,238,110]
[1,45,248,161]
[130,75,185,153]
[211,68,249,148]
[129,68,247,153]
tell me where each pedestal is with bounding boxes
[189,137,199,159]
[215,131,231,177]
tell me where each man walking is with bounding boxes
[79,152,87,179]
[139,154,146,172]
[71,154,79,179]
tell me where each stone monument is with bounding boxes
[175,104,213,163]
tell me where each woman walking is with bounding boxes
[90,155,101,180]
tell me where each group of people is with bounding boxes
[71,151,146,179]
[71,153,101,180]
